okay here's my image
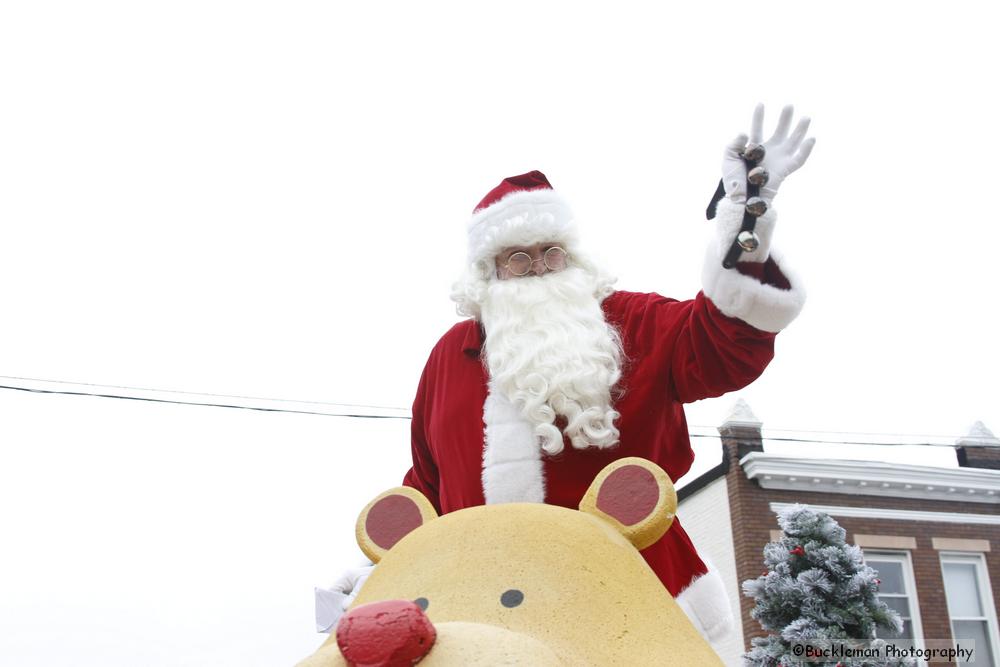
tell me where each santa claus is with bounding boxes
[324,104,813,642]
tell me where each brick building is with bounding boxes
[677,401,1000,666]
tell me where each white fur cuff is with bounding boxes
[713,197,775,263]
[702,243,806,333]
[676,569,735,643]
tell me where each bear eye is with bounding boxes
[500,589,524,608]
[413,597,429,611]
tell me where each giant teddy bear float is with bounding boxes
[298,458,723,666]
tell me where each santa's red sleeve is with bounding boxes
[666,292,778,404]
[666,198,805,403]
[402,357,442,514]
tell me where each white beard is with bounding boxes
[478,265,623,455]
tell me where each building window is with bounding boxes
[941,553,1000,666]
[865,552,923,651]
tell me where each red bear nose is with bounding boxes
[336,599,436,667]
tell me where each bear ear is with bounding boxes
[578,457,677,551]
[355,487,438,563]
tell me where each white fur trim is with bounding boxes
[676,568,735,643]
[702,243,806,333]
[713,197,776,263]
[467,189,578,268]
[481,386,546,504]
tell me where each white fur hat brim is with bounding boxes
[467,188,578,268]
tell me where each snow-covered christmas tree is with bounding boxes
[742,504,914,667]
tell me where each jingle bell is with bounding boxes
[741,143,766,163]
[737,230,760,252]
[748,166,769,187]
[746,197,768,217]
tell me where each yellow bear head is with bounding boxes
[299,457,722,666]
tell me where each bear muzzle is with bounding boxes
[302,599,569,667]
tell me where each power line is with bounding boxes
[0,384,410,420]
[688,433,961,448]
[3,373,991,445]
[0,374,409,413]
[0,380,974,447]
[689,424,973,440]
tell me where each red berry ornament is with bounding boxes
[790,545,806,557]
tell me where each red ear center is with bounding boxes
[366,495,423,550]
[595,464,658,526]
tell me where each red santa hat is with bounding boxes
[466,170,578,270]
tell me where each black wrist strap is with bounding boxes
[706,148,767,269]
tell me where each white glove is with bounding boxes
[315,562,375,633]
[722,104,815,205]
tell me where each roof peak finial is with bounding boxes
[957,421,1000,448]
[722,397,762,429]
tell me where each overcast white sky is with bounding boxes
[2,1,998,665]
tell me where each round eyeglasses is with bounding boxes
[500,246,569,276]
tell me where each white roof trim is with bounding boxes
[770,502,1000,526]
[741,452,1000,504]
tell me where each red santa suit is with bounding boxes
[402,172,805,641]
